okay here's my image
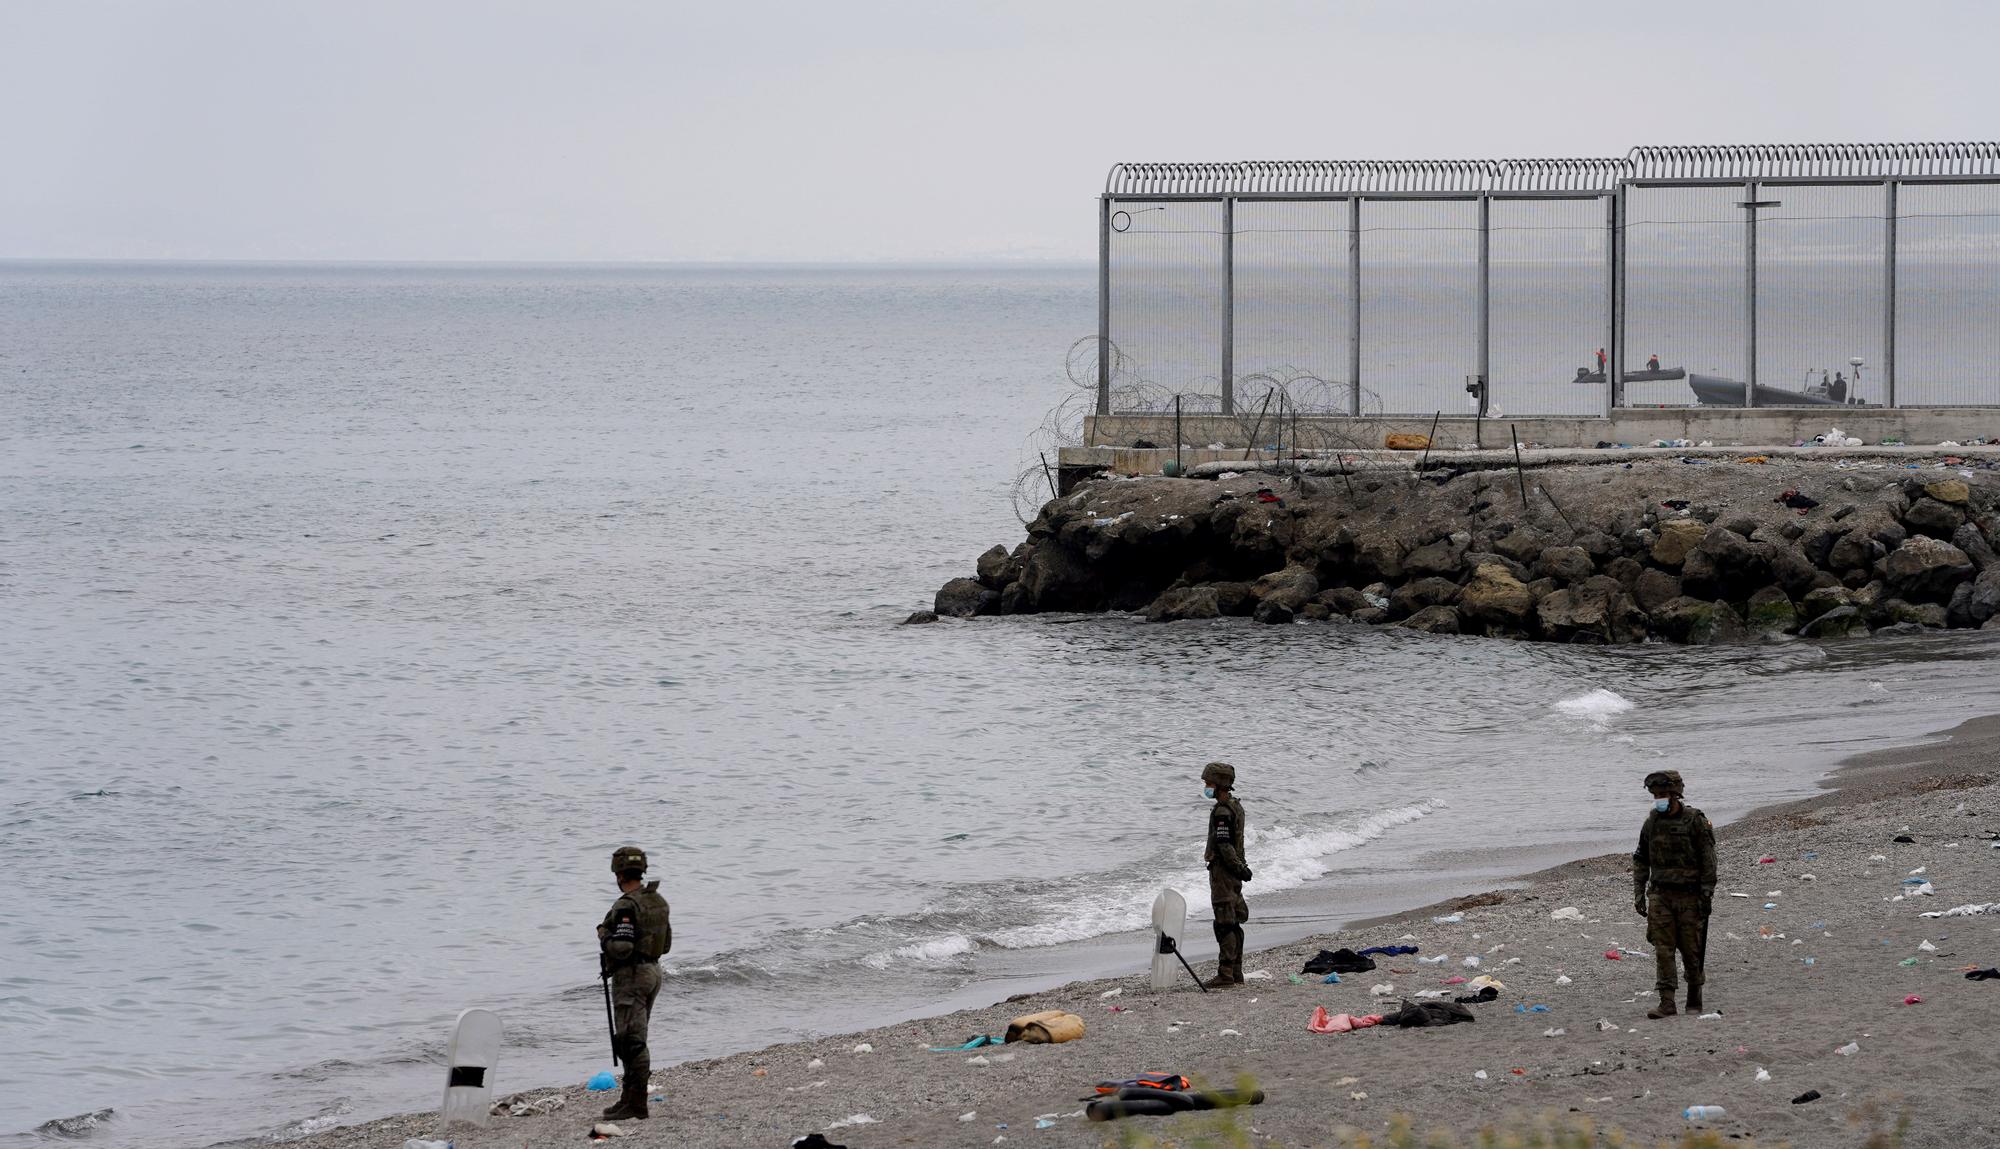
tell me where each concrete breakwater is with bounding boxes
[931,454,2000,643]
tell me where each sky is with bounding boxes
[1,0,1995,263]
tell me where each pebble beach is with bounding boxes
[291,718,2000,1149]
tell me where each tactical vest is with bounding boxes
[1643,808,1707,889]
[627,883,671,962]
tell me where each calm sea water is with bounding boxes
[4,262,1999,1147]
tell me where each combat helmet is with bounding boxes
[1201,761,1236,790]
[610,845,649,874]
[1642,770,1684,795]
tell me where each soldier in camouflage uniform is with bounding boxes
[1201,762,1253,989]
[1632,770,1716,1019]
[597,845,672,1120]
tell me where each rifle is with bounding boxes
[599,956,620,1065]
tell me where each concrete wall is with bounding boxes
[1084,407,2000,453]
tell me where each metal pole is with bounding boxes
[1348,196,1362,416]
[1221,196,1235,415]
[1097,196,1112,420]
[1608,187,1625,415]
[1744,180,1758,408]
[1476,194,1491,418]
[1883,179,1898,408]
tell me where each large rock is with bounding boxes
[1903,497,1965,540]
[1253,598,1296,625]
[1405,535,1469,578]
[1650,519,1707,568]
[1390,577,1460,618]
[1696,525,1775,588]
[1144,585,1220,622]
[1924,478,1971,506]
[1884,536,1975,604]
[1827,529,1885,573]
[1632,568,1682,613]
[1963,568,2000,627]
[1212,581,1254,617]
[1800,605,1866,639]
[1016,543,1097,611]
[1398,605,1462,634]
[1651,596,1748,645]
[1605,556,1644,588]
[1679,548,1720,600]
[1460,551,1530,584]
[1536,575,1646,644]
[975,544,1017,590]
[1354,536,1408,583]
[1317,586,1372,615]
[1493,527,1551,565]
[1744,586,1798,634]
[1953,522,1997,572]
[1799,585,1853,622]
[1769,544,1823,598]
[1251,565,1320,612]
[1459,563,1534,629]
[1883,598,1948,629]
[935,577,1000,618]
[1534,545,1596,585]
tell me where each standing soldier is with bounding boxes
[1201,762,1253,988]
[597,846,672,1120]
[1632,771,1716,1018]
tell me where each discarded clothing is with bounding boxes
[927,1034,999,1051]
[1453,986,1499,1005]
[1791,1090,1822,1105]
[1966,968,2000,981]
[1005,1011,1085,1044]
[1385,998,1475,1028]
[1893,834,1916,843]
[1514,1003,1550,1013]
[1776,489,1820,511]
[1094,1073,1188,1094]
[1921,902,1999,919]
[1355,945,1419,957]
[1085,1085,1265,1123]
[1307,1006,1383,1034]
[1302,948,1376,975]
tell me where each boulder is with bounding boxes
[1459,563,1534,628]
[1696,525,1775,588]
[1253,598,1296,625]
[1493,527,1551,565]
[1213,582,1255,617]
[1884,536,1975,604]
[1349,606,1389,626]
[1744,586,1798,634]
[1298,602,1333,622]
[1964,568,2000,627]
[1536,575,1646,644]
[1534,545,1596,585]
[1651,596,1748,645]
[1884,598,1947,629]
[1723,516,1759,538]
[1849,580,1890,624]
[1575,531,1620,560]
[1144,585,1221,622]
[1016,544,1097,611]
[935,577,1000,618]
[1399,605,1462,635]
[1251,565,1320,612]
[1632,568,1683,613]
[1952,522,1997,572]
[1827,529,1884,573]
[1800,604,1866,639]
[1390,577,1460,618]
[1799,585,1853,622]
[1903,497,1965,540]
[999,582,1028,615]
[1404,535,1469,578]
[1679,548,1721,599]
[1650,519,1707,567]
[1799,523,1840,567]
[1354,536,1408,583]
[975,544,1016,590]
[902,610,938,625]
[1317,586,1372,615]
[1605,556,1644,588]
[1459,551,1530,584]
[1770,544,1823,598]
[1924,478,1971,506]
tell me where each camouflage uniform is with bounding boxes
[597,846,672,1120]
[1632,771,1716,1015]
[1202,761,1253,986]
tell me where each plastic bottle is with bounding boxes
[1683,1106,1727,1121]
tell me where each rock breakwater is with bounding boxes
[931,457,2000,644]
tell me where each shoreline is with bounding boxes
[290,715,2000,1149]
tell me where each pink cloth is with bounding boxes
[1604,949,1622,960]
[1904,994,1923,1005]
[1442,976,1467,984]
[1307,1006,1384,1034]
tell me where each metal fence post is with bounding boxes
[1097,195,1111,419]
[1607,187,1624,414]
[1476,194,1490,418]
[1883,179,1898,408]
[1348,196,1362,416]
[1744,180,1758,408]
[1221,196,1235,415]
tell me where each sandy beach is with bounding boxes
[294,720,2000,1149]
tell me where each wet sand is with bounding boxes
[293,720,2000,1148]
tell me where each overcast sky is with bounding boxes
[2,0,1993,262]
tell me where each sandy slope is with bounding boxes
[295,727,2000,1149]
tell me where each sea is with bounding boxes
[4,261,1999,1147]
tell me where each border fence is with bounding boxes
[1096,143,2000,420]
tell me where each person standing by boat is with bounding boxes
[1201,761,1252,988]
[1596,348,1607,374]
[1632,771,1715,1019]
[1646,353,1660,372]
[1830,372,1848,402]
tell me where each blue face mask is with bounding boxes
[1653,798,1672,813]
[1204,786,1217,800]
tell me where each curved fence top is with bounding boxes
[1106,143,2000,195]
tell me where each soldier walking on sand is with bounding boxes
[597,846,672,1120]
[1201,762,1253,988]
[1632,771,1716,1018]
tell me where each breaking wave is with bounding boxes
[1553,688,1636,726]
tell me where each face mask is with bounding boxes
[1653,798,1671,813]
[1204,786,1217,800]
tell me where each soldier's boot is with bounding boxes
[1646,986,1678,1020]
[1685,985,1703,1013]
[602,1048,650,1121]
[1201,973,1238,989]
